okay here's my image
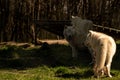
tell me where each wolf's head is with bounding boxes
[63,25,76,41]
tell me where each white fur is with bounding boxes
[85,30,116,78]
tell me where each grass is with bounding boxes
[0,41,120,80]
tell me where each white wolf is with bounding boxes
[63,16,93,58]
[85,30,116,78]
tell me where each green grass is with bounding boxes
[0,42,120,80]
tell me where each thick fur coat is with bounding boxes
[85,30,116,78]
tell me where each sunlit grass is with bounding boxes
[0,66,119,80]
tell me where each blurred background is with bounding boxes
[0,0,120,42]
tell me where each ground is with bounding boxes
[0,40,120,80]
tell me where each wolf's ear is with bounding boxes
[89,30,93,34]
[87,30,93,37]
[71,16,78,19]
[72,16,75,19]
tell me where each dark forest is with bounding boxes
[0,0,120,42]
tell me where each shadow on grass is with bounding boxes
[0,42,92,70]
[55,69,93,79]
[0,42,119,71]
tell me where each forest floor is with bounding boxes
[0,40,120,80]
